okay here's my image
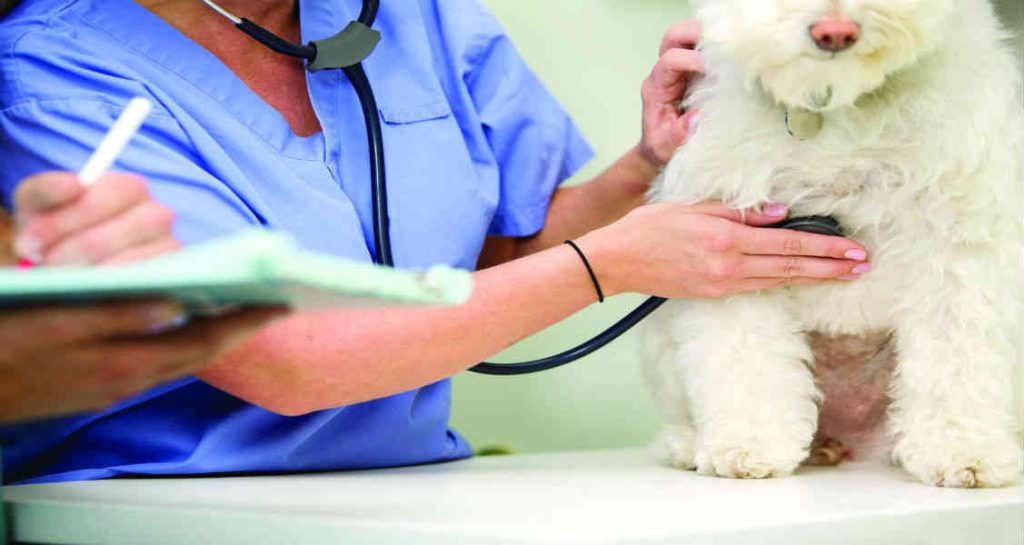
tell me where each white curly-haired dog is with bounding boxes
[643,0,1023,488]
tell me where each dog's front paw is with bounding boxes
[894,429,1023,488]
[694,436,807,479]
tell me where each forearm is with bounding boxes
[197,242,605,415]
[514,145,659,256]
[198,196,871,416]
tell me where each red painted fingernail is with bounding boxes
[16,258,36,269]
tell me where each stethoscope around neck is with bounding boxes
[202,0,393,269]
[200,0,842,377]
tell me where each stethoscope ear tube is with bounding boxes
[200,0,314,61]
[236,19,317,61]
[358,0,380,27]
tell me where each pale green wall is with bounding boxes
[450,0,1024,454]
[450,0,692,454]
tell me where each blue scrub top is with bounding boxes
[0,0,593,484]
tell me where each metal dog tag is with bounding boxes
[785,108,824,141]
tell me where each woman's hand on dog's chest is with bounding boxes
[575,201,872,300]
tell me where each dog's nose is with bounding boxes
[810,16,860,52]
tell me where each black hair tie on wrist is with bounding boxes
[564,240,605,303]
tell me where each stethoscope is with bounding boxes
[201,0,843,376]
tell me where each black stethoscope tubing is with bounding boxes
[204,0,393,266]
[215,0,843,376]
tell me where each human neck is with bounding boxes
[136,0,300,39]
[203,0,298,27]
[134,0,322,138]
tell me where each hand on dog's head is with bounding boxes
[695,0,956,112]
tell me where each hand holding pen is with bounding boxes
[12,98,182,266]
[0,98,289,424]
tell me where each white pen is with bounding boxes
[15,97,154,267]
[78,97,153,185]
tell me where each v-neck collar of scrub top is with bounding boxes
[80,0,349,162]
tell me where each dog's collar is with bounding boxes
[785,108,824,140]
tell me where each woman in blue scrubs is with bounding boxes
[0,0,870,484]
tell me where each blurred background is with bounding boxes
[451,0,1024,454]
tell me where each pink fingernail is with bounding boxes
[852,263,872,275]
[764,204,789,218]
[845,249,868,261]
[685,110,700,132]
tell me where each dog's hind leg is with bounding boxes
[806,437,849,466]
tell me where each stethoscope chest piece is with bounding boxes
[771,215,844,237]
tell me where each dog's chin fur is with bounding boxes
[644,0,1024,488]
[695,0,956,112]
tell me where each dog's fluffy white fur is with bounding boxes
[643,0,1023,487]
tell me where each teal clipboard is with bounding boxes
[0,231,473,313]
